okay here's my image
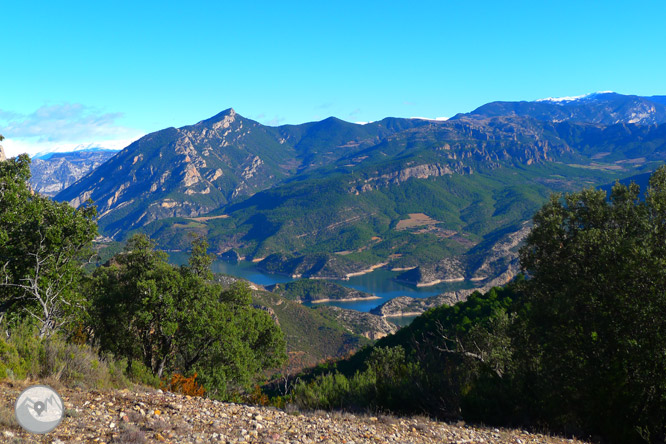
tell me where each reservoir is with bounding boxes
[170,253,476,314]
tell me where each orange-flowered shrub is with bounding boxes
[161,372,205,397]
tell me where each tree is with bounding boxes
[0,154,97,337]
[518,167,666,443]
[91,234,286,398]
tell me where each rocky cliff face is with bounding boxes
[350,163,463,194]
[317,305,399,340]
[29,150,118,196]
[0,144,5,161]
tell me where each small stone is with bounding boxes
[154,409,161,416]
[155,433,166,441]
[3,431,14,438]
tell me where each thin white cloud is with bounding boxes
[265,116,286,126]
[410,116,449,121]
[0,103,145,157]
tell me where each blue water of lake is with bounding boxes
[169,253,475,314]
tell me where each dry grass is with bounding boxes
[377,413,399,425]
[395,213,440,230]
[0,404,19,429]
[147,418,169,431]
[126,410,143,423]
[116,423,146,443]
[186,215,229,222]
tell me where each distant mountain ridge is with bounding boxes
[461,92,666,125]
[33,146,119,160]
[30,149,118,197]
[55,92,666,289]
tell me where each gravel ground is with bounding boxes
[0,380,590,444]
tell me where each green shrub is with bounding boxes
[0,319,131,389]
[127,360,161,388]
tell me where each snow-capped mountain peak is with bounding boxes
[535,91,615,104]
[32,142,124,159]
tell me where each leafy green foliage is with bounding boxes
[516,166,666,442]
[90,234,287,399]
[0,154,97,337]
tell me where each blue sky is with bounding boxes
[2,1,665,157]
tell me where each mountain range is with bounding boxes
[29,149,118,196]
[51,93,666,288]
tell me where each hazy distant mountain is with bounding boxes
[461,92,666,125]
[55,93,666,287]
[30,150,118,197]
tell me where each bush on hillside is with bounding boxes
[0,319,130,389]
[89,234,287,400]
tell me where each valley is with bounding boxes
[22,93,664,324]
[9,92,666,444]
[5,4,666,441]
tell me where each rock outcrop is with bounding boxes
[318,305,399,340]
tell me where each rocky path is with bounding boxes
[0,381,589,444]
